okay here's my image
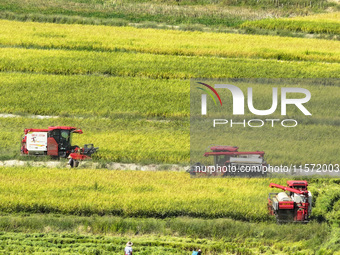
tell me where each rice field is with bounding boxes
[1,47,339,79]
[0,3,340,253]
[0,73,339,164]
[0,20,339,62]
[0,230,323,254]
[0,18,339,164]
[241,12,340,35]
[0,167,338,222]
[0,213,333,254]
[0,0,338,249]
[0,0,332,32]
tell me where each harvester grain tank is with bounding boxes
[21,126,98,167]
[268,180,312,223]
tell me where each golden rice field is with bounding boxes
[1,47,339,79]
[0,72,339,164]
[241,11,340,35]
[0,19,339,62]
[0,18,339,165]
[0,167,335,221]
[0,167,269,220]
[0,3,340,253]
[0,167,339,224]
[290,12,340,22]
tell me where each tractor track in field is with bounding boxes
[0,113,173,122]
[0,113,59,119]
[1,160,339,177]
[0,159,189,172]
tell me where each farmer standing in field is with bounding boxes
[192,248,198,255]
[124,241,133,255]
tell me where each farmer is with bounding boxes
[124,241,133,255]
[68,155,75,168]
[192,248,198,255]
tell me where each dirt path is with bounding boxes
[0,159,189,171]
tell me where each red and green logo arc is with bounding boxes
[196,82,223,106]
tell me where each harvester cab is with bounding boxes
[21,126,98,167]
[203,146,267,177]
[268,180,312,223]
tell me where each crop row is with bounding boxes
[191,123,340,166]
[0,232,198,254]
[241,12,340,35]
[0,73,339,164]
[0,214,327,242]
[1,114,339,165]
[0,230,318,254]
[1,115,338,165]
[0,167,279,221]
[1,73,339,119]
[0,213,330,254]
[0,19,339,62]
[0,72,189,118]
[0,168,339,221]
[290,12,340,22]
[0,116,189,164]
[0,1,266,29]
[1,47,340,79]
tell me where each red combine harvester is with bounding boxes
[21,126,98,167]
[268,180,312,223]
[203,146,267,177]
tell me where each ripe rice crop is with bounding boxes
[0,168,338,223]
[0,167,338,253]
[1,47,340,79]
[0,230,319,254]
[0,20,339,63]
[241,12,340,35]
[0,167,275,221]
[1,113,338,165]
[0,73,338,164]
[0,117,189,164]
[0,4,339,254]
[290,12,340,22]
[0,73,189,118]
[0,0,279,31]
[0,20,339,165]
[0,214,327,242]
